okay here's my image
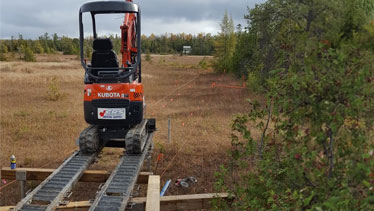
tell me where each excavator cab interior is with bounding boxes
[91,38,119,76]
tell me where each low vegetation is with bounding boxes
[46,77,64,101]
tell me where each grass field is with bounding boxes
[0,53,261,205]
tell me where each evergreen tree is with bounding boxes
[0,41,9,53]
[33,41,44,54]
[213,11,236,73]
[23,47,36,62]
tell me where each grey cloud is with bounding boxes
[142,0,251,22]
[0,0,265,39]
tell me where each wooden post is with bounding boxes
[168,117,171,143]
[16,170,26,199]
[145,175,160,211]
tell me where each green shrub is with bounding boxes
[145,51,152,63]
[198,57,209,69]
[23,47,36,62]
[46,77,63,101]
[0,52,7,61]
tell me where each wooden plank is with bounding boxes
[145,175,160,211]
[0,206,13,211]
[57,201,90,211]
[159,193,230,211]
[1,167,152,184]
[1,167,54,181]
[0,193,230,211]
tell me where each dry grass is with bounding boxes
[0,54,262,205]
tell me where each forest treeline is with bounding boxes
[0,32,215,61]
[213,0,374,210]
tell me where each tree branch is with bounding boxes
[258,100,272,159]
[327,127,334,179]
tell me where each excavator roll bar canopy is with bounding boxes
[80,1,138,14]
[79,1,141,81]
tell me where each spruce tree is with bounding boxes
[23,47,36,62]
[213,10,236,73]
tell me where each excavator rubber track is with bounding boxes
[79,125,101,154]
[125,119,149,154]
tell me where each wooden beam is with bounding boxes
[158,193,230,210]
[0,207,13,211]
[1,167,152,184]
[145,175,160,211]
[57,201,90,211]
[0,193,230,211]
[1,167,54,181]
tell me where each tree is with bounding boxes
[33,41,44,54]
[84,38,93,59]
[230,30,256,79]
[0,41,9,53]
[23,47,36,62]
[60,37,78,55]
[214,0,374,209]
[213,11,236,73]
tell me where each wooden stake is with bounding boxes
[168,117,171,143]
[15,170,26,199]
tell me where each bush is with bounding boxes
[145,51,152,63]
[23,47,36,62]
[198,57,209,69]
[0,53,7,61]
[46,77,63,101]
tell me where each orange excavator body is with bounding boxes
[80,0,144,127]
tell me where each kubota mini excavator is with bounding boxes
[78,0,155,154]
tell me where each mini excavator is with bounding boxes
[78,0,155,154]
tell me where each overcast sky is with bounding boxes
[0,0,266,39]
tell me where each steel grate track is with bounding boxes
[14,151,99,211]
[89,132,154,211]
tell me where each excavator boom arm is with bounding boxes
[121,0,138,67]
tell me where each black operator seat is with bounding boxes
[91,38,119,76]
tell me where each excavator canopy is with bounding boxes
[79,1,138,14]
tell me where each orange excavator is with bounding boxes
[78,0,155,154]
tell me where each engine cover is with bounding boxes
[84,83,144,127]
